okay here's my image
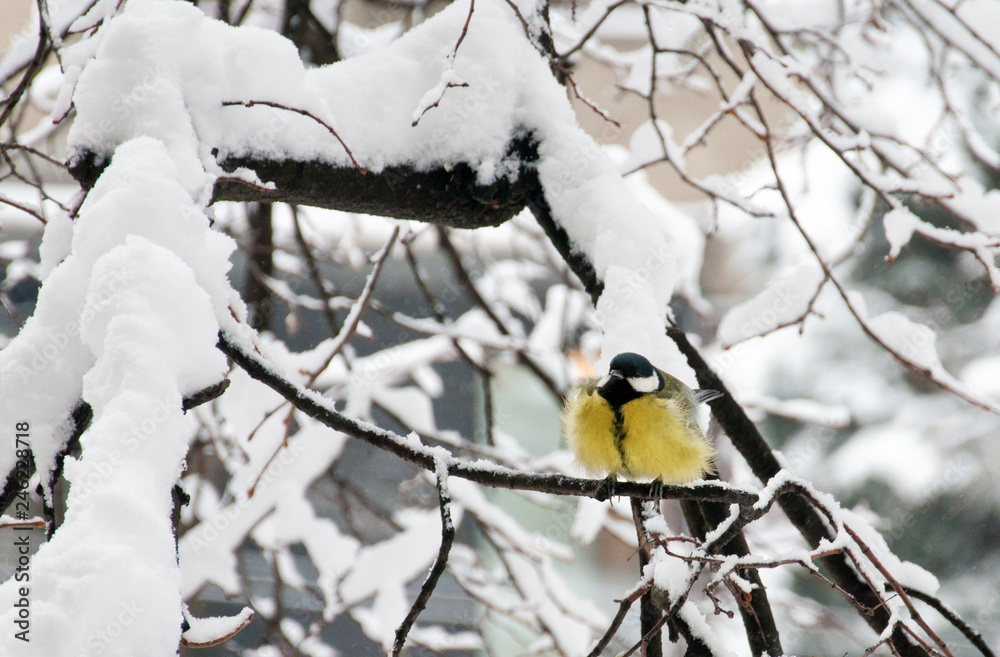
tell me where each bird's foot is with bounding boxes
[595,476,618,502]
[650,479,664,500]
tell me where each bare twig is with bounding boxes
[0,192,46,224]
[221,99,366,173]
[0,22,49,129]
[586,582,651,657]
[291,207,342,336]
[844,525,957,657]
[437,227,562,399]
[392,461,456,656]
[559,0,631,61]
[306,226,399,386]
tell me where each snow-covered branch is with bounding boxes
[4,0,1000,654]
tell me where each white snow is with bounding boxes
[60,0,699,377]
[883,206,919,262]
[4,0,997,651]
[0,138,236,656]
[182,606,254,646]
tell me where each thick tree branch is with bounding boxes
[631,498,665,657]
[67,133,541,230]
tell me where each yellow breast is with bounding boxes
[563,386,714,484]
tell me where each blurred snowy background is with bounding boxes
[2,0,1000,655]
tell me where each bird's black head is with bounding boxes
[598,352,663,407]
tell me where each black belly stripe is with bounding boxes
[612,406,628,472]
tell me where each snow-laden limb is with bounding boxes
[692,470,964,656]
[64,0,697,374]
[0,138,237,656]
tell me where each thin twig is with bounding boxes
[306,226,399,387]
[586,582,651,657]
[0,192,46,224]
[291,207,341,335]
[0,20,49,129]
[392,461,456,656]
[559,0,631,61]
[221,99,366,173]
[902,588,996,657]
[844,525,956,657]
[412,0,475,126]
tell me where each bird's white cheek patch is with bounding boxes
[629,374,660,393]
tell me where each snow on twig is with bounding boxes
[411,0,475,126]
[217,327,757,505]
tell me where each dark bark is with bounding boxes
[64,113,928,657]
[67,134,540,230]
[681,497,782,657]
[244,201,275,332]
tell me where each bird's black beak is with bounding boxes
[597,369,627,404]
[599,369,623,391]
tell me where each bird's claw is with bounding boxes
[650,479,664,500]
[595,476,617,501]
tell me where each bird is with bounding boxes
[562,352,721,486]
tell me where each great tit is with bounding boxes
[562,352,720,484]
